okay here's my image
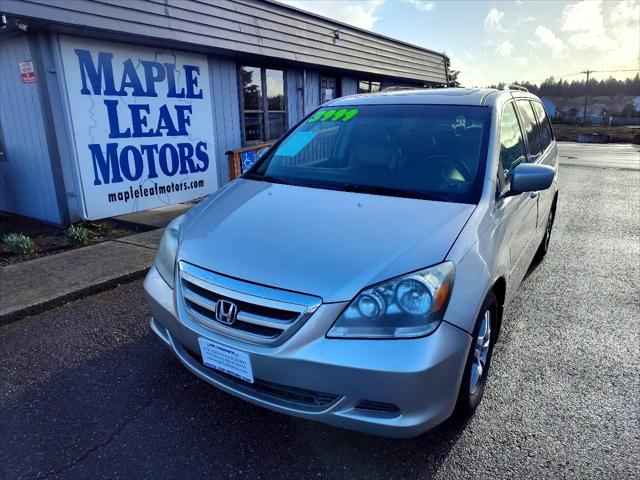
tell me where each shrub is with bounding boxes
[2,233,36,255]
[64,225,92,247]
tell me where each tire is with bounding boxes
[454,292,498,417]
[534,204,556,261]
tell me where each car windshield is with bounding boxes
[247,104,491,203]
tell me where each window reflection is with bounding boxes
[241,66,286,143]
[266,70,284,111]
[242,66,262,111]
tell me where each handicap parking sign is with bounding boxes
[240,150,256,173]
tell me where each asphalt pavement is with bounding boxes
[1,156,639,479]
[557,141,640,170]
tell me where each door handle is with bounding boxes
[529,191,539,199]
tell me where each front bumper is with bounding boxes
[144,266,472,438]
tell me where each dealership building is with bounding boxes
[0,0,449,224]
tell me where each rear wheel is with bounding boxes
[454,292,498,417]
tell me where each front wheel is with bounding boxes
[535,205,556,261]
[454,292,498,417]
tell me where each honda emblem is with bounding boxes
[215,300,238,325]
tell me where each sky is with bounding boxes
[278,0,640,87]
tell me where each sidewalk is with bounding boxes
[0,204,190,325]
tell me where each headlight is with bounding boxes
[327,262,455,339]
[154,214,185,288]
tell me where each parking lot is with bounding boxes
[1,145,639,479]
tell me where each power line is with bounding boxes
[525,72,583,82]
[525,68,639,83]
[588,68,640,74]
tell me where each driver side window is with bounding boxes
[499,103,527,189]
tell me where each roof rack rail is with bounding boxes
[503,84,529,92]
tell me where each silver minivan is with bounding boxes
[145,87,558,438]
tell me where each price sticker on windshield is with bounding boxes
[308,108,359,123]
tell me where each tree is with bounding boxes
[448,69,461,87]
[488,74,639,99]
[444,57,461,87]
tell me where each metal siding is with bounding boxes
[341,76,358,97]
[304,70,320,115]
[286,69,302,128]
[209,57,242,185]
[1,0,447,83]
[0,34,62,223]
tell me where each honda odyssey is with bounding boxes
[145,87,558,437]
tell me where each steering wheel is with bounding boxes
[422,154,473,187]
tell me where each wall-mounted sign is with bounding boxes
[240,150,256,173]
[59,36,217,219]
[19,61,36,83]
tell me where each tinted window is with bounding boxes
[499,103,527,182]
[249,105,491,204]
[531,101,553,150]
[516,100,543,159]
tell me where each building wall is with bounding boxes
[1,0,446,222]
[286,69,302,129]
[303,70,321,115]
[341,77,358,97]
[209,57,243,186]
[1,0,447,84]
[0,34,62,223]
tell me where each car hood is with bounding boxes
[179,179,474,302]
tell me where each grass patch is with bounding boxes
[2,233,36,255]
[64,225,93,247]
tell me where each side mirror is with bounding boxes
[504,163,555,198]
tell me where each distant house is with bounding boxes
[540,97,557,118]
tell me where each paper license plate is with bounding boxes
[198,337,254,384]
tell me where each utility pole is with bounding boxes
[581,70,592,124]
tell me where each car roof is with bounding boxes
[325,87,540,107]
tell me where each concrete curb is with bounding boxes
[0,229,162,326]
[0,268,148,326]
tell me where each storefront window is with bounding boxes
[241,66,263,142]
[241,66,286,143]
[320,76,338,104]
[266,69,285,140]
[358,80,381,94]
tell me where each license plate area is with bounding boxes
[197,337,254,384]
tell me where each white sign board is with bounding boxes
[19,61,36,83]
[59,36,218,219]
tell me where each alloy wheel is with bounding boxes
[544,209,554,251]
[470,310,492,395]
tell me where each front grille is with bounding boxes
[177,261,321,346]
[185,347,339,407]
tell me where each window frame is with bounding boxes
[496,100,528,195]
[515,99,544,163]
[239,65,287,145]
[320,76,340,104]
[357,80,381,94]
[530,100,555,154]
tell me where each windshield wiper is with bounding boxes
[327,183,450,202]
[244,173,293,186]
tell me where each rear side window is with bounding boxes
[499,103,527,182]
[516,100,543,160]
[531,101,553,150]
